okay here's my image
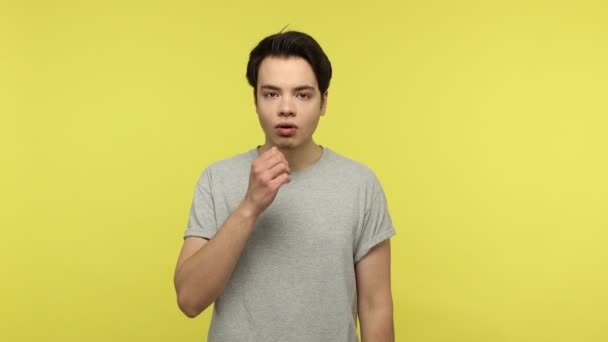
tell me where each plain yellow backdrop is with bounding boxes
[1,0,607,341]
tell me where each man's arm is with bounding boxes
[356,239,395,342]
[174,203,258,317]
[174,147,291,318]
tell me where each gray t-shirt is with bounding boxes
[184,147,396,342]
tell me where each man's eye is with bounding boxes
[297,93,311,99]
[264,92,278,98]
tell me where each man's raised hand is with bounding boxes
[241,147,291,217]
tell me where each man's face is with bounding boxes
[255,56,327,151]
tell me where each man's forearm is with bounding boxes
[359,306,395,342]
[174,203,258,317]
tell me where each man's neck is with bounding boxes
[258,142,323,172]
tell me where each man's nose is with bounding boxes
[279,96,295,117]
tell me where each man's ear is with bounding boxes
[253,90,257,106]
[320,91,328,115]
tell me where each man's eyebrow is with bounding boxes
[293,85,316,91]
[260,84,316,91]
[260,84,281,91]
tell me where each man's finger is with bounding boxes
[265,154,284,171]
[267,161,290,181]
[258,147,290,173]
[259,146,278,161]
[269,172,291,189]
[278,152,290,171]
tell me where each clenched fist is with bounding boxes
[241,147,291,217]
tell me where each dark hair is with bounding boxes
[246,31,332,95]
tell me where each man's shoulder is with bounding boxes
[324,148,379,184]
[196,148,255,184]
[207,148,255,171]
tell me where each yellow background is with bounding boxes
[1,0,607,341]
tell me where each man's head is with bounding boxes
[247,31,332,151]
[246,31,332,100]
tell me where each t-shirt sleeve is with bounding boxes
[353,176,396,264]
[183,168,218,240]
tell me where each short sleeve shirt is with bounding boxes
[184,147,396,342]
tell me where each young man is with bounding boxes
[174,31,395,341]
